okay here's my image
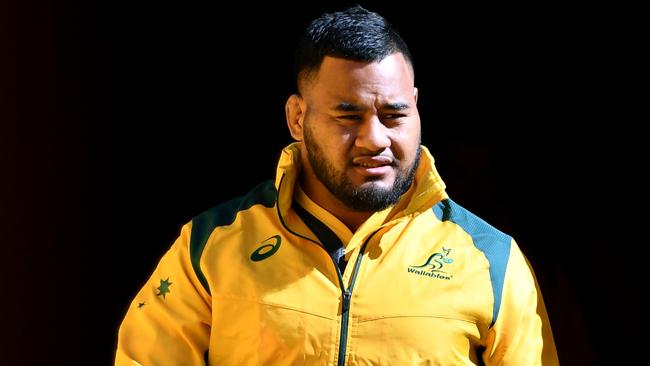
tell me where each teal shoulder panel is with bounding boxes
[433,198,511,326]
[190,180,276,294]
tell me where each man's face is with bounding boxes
[298,53,421,211]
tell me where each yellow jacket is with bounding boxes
[116,143,558,365]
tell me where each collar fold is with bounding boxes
[274,142,448,235]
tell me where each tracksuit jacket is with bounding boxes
[116,143,559,365]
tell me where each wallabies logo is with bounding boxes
[408,247,454,280]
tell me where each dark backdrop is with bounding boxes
[2,0,646,364]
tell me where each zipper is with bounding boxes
[335,230,380,366]
[338,289,351,365]
[274,175,381,365]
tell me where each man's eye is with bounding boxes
[383,114,405,119]
[338,115,362,120]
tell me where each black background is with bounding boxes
[2,0,646,365]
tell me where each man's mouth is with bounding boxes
[352,156,393,167]
[352,156,394,176]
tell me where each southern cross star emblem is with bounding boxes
[156,278,172,299]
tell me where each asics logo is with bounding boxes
[250,235,282,262]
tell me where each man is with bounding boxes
[116,6,558,365]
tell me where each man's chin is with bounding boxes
[354,181,395,196]
[354,177,392,189]
[349,170,394,184]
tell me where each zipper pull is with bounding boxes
[342,290,351,314]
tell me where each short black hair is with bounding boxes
[294,5,413,92]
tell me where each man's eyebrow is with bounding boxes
[333,102,363,112]
[382,102,410,111]
[332,102,410,111]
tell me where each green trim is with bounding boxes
[190,180,277,295]
[433,198,511,326]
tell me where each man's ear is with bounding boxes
[285,94,306,141]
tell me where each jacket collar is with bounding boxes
[274,142,448,226]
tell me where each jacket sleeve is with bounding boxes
[115,222,212,366]
[483,240,559,366]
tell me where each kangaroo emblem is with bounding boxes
[410,247,454,272]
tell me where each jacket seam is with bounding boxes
[356,314,479,325]
[213,293,337,320]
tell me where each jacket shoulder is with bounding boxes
[191,180,276,233]
[433,198,512,325]
[432,198,512,248]
[188,180,277,294]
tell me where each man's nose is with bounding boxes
[355,116,391,152]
